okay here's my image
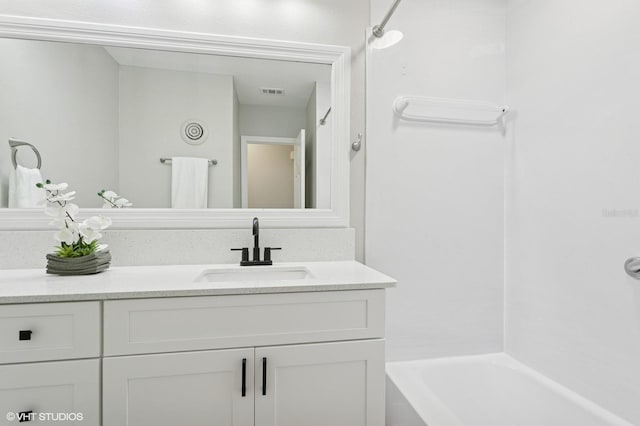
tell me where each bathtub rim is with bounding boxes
[385,352,633,426]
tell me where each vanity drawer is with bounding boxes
[104,289,384,356]
[0,302,101,364]
[0,359,100,426]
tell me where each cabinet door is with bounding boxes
[255,340,385,426]
[0,359,100,426]
[103,348,254,426]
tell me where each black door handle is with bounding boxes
[262,357,267,396]
[241,358,247,397]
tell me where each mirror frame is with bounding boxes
[0,15,350,230]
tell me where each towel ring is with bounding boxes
[9,138,42,170]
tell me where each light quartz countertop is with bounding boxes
[0,261,396,304]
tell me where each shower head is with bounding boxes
[371,0,404,50]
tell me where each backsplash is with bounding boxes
[0,228,355,269]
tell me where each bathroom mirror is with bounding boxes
[0,16,350,229]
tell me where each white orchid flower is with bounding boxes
[46,202,79,218]
[114,198,132,208]
[67,221,80,234]
[102,190,118,199]
[45,203,79,222]
[43,182,69,191]
[49,191,76,203]
[84,215,112,230]
[79,224,102,243]
[54,228,77,245]
[45,206,61,218]
[65,203,79,218]
[48,217,67,229]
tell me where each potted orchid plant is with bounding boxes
[37,180,113,274]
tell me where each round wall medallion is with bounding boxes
[181,120,209,145]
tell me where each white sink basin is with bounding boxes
[195,266,313,283]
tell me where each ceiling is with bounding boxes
[104,46,331,108]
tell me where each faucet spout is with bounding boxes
[252,217,260,261]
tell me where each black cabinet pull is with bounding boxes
[241,358,247,397]
[18,410,33,422]
[262,357,267,396]
[19,330,32,341]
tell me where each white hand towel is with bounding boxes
[171,157,209,209]
[8,165,45,208]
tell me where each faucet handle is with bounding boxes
[264,247,281,262]
[231,248,249,262]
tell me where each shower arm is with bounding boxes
[373,0,403,37]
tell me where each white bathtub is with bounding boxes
[385,353,632,426]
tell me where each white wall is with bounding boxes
[232,87,241,208]
[366,0,507,361]
[505,1,640,423]
[0,0,370,260]
[118,66,234,208]
[238,105,306,138]
[0,38,119,208]
[305,86,317,208]
[314,82,332,210]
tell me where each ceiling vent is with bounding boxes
[261,88,285,96]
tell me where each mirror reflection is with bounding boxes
[0,38,332,209]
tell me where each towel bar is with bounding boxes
[8,138,42,169]
[160,158,217,166]
[392,96,510,126]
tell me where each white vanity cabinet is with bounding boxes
[101,290,386,426]
[103,341,383,426]
[0,302,101,426]
[0,262,395,426]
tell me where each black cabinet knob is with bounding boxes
[19,330,32,341]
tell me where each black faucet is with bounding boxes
[252,217,260,263]
[231,217,281,266]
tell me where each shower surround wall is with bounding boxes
[366,0,507,361]
[505,1,640,423]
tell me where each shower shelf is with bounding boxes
[392,95,510,126]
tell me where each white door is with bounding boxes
[255,340,385,426]
[0,359,100,426]
[293,129,305,209]
[103,348,254,426]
